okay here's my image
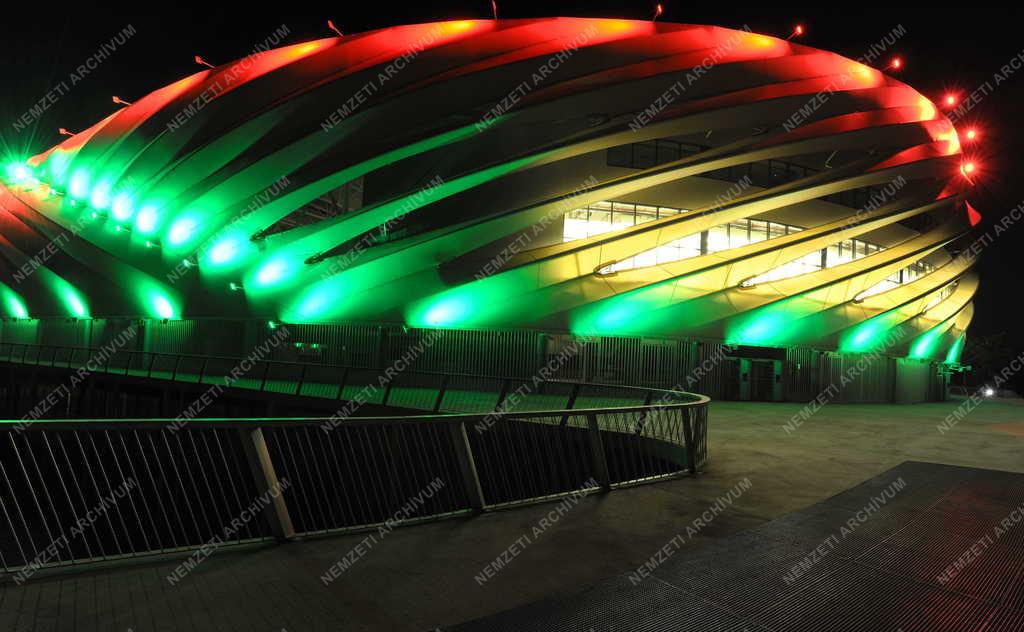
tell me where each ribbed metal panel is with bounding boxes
[0,317,951,402]
[277,322,381,366]
[0,319,39,345]
[144,319,199,354]
[785,346,820,401]
[89,318,141,351]
[36,319,90,347]
[819,351,896,403]
[692,341,737,400]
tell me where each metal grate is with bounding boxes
[448,462,1024,631]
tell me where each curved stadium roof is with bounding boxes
[0,18,977,360]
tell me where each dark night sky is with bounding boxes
[2,3,1022,375]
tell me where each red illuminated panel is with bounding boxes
[966,201,982,226]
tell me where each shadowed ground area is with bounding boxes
[449,461,1024,631]
[2,397,1023,631]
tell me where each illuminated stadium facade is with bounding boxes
[0,18,979,402]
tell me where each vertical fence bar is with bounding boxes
[586,414,611,491]
[238,428,295,540]
[448,419,485,511]
[682,408,698,475]
[295,364,308,396]
[432,375,450,413]
[335,366,350,400]
[494,378,511,410]
[259,362,271,392]
[633,390,656,434]
[559,383,582,428]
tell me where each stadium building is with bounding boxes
[0,17,979,402]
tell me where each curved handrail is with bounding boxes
[0,339,700,397]
[3,389,708,429]
[0,340,710,579]
[0,340,707,421]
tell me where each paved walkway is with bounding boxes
[2,397,1023,630]
[451,461,1024,631]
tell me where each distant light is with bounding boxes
[136,205,159,233]
[965,128,977,141]
[944,94,957,107]
[961,161,976,175]
[889,56,902,70]
[983,387,995,397]
[111,193,134,220]
[153,296,175,319]
[64,291,87,318]
[653,3,664,21]
[787,24,805,40]
[90,180,113,209]
[168,217,197,245]
[6,163,31,183]
[7,298,28,319]
[209,240,238,264]
[256,259,288,285]
[229,282,244,292]
[68,170,90,199]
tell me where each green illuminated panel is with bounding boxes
[945,333,966,365]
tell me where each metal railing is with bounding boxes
[0,342,709,580]
[0,340,691,412]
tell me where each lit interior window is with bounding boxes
[855,259,937,300]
